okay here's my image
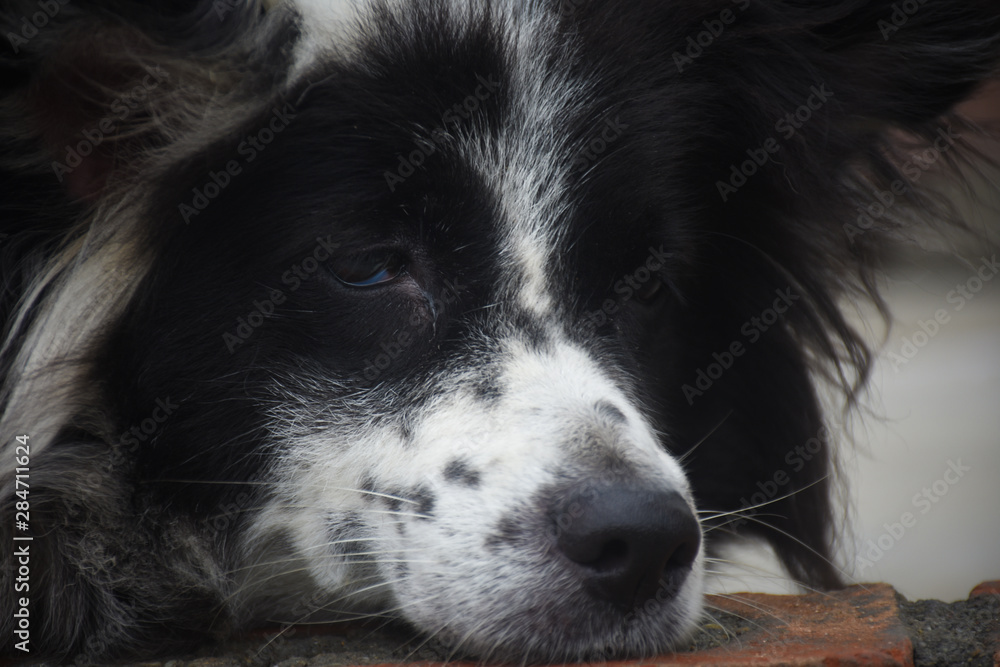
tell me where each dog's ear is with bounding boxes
[790,1,1000,126]
[0,0,293,395]
[664,0,1000,121]
[754,1,1000,215]
[710,1,999,586]
[0,0,285,201]
[598,0,999,591]
[653,0,1000,212]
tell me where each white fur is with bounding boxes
[0,200,149,471]
[465,7,589,318]
[230,8,705,655]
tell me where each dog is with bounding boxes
[1,0,997,662]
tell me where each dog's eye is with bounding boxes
[634,277,665,304]
[329,251,406,287]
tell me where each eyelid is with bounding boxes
[328,249,407,288]
[339,265,400,287]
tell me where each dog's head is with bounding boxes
[1,0,997,661]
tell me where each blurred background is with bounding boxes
[847,82,999,602]
[711,82,1000,603]
[845,251,999,601]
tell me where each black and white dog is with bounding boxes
[1,0,997,662]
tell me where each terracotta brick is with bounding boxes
[970,580,1000,598]
[967,580,1000,667]
[362,583,912,667]
[74,581,1000,666]
[655,583,911,666]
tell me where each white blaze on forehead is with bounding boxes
[467,12,590,319]
[506,230,557,315]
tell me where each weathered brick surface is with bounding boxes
[648,583,912,666]
[967,580,1000,667]
[970,580,1000,598]
[362,583,912,667]
[16,581,1000,666]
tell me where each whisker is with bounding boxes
[678,409,734,463]
[705,556,852,599]
[444,615,496,664]
[695,609,739,649]
[707,590,825,645]
[370,509,434,520]
[696,474,831,521]
[708,513,861,587]
[250,576,419,647]
[225,545,436,577]
[137,480,422,505]
[701,513,785,536]
[312,577,407,611]
[702,599,785,644]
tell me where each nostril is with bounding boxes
[567,537,630,572]
[553,485,701,610]
[595,538,630,571]
[669,538,698,570]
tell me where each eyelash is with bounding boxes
[327,250,407,288]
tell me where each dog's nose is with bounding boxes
[554,486,701,610]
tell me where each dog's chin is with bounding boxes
[396,563,705,663]
[408,587,701,664]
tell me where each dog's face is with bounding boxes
[1,0,997,662]
[125,16,710,656]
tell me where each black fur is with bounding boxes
[1,0,998,661]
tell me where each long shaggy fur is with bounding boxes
[1,0,998,662]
